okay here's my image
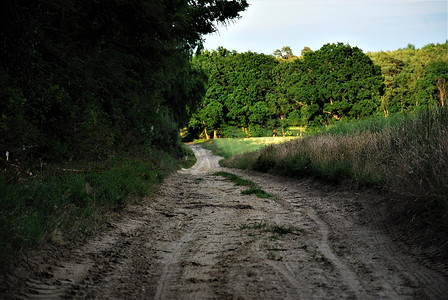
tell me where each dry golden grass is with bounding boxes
[224,107,448,227]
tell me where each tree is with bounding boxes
[300,46,312,58]
[0,0,249,163]
[368,41,448,114]
[273,46,297,61]
[191,49,277,138]
[294,43,384,126]
[417,61,448,107]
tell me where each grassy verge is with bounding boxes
[213,171,273,199]
[196,137,298,159]
[0,145,195,270]
[223,107,448,230]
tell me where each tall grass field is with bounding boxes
[197,136,298,158]
[221,107,448,230]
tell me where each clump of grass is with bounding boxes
[239,222,303,235]
[213,171,273,199]
[240,222,304,261]
[214,171,255,187]
[239,222,268,230]
[266,251,283,261]
[241,188,273,199]
[225,107,448,230]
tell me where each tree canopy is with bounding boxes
[367,41,448,114]
[188,42,447,139]
[190,43,388,137]
[0,0,248,164]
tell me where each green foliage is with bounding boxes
[368,41,448,114]
[213,171,273,199]
[191,42,447,138]
[0,0,248,169]
[293,43,385,126]
[191,43,385,136]
[190,48,278,138]
[0,147,191,269]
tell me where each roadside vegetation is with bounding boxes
[198,137,298,158]
[222,107,448,230]
[0,146,196,270]
[0,1,247,270]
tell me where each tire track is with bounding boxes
[154,220,202,300]
[307,208,367,299]
[228,167,448,299]
[3,144,447,299]
[363,207,448,299]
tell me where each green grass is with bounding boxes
[213,171,273,199]
[239,222,303,235]
[241,187,273,199]
[0,146,195,270]
[196,137,298,159]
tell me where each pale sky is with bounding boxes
[203,0,448,54]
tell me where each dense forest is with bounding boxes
[0,0,248,168]
[1,1,447,167]
[189,42,448,138]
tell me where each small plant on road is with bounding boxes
[213,171,273,199]
[239,222,304,236]
[240,222,304,261]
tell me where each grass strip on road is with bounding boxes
[213,171,273,199]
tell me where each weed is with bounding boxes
[240,222,303,235]
[213,172,273,199]
[241,188,273,198]
[266,251,283,261]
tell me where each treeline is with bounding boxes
[0,0,248,167]
[189,42,448,138]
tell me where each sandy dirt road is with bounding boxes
[1,144,447,299]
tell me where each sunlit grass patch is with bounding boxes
[197,136,298,158]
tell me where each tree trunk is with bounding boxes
[280,115,285,137]
[437,78,447,107]
[213,130,218,139]
[204,128,210,140]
